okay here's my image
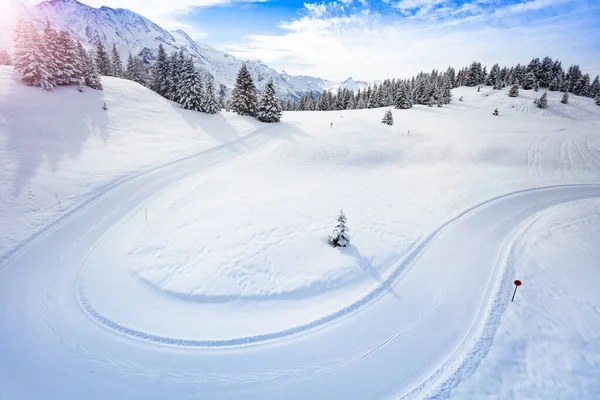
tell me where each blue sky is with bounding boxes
[69,0,600,81]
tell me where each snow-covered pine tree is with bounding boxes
[55,30,81,86]
[150,44,169,96]
[590,75,600,99]
[508,84,519,97]
[493,107,499,116]
[395,84,412,109]
[257,80,282,122]
[80,46,102,90]
[522,72,536,90]
[124,53,147,85]
[178,57,204,111]
[111,43,123,78]
[230,63,258,117]
[596,94,600,106]
[218,83,227,108]
[537,91,548,109]
[41,23,60,83]
[203,75,220,114]
[166,51,182,102]
[561,92,569,104]
[381,109,394,125]
[328,209,350,248]
[13,19,55,90]
[0,49,10,65]
[94,41,111,76]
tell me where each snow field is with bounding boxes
[1,70,600,399]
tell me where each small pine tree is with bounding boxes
[257,80,282,122]
[493,107,499,116]
[328,209,350,248]
[508,84,519,97]
[94,41,111,76]
[381,109,394,125]
[230,63,258,116]
[459,95,463,102]
[561,92,569,104]
[203,75,220,114]
[55,30,81,86]
[111,43,123,78]
[0,49,10,65]
[537,91,548,109]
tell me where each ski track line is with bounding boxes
[78,184,600,348]
[0,125,275,270]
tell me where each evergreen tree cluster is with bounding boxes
[13,19,102,90]
[149,44,219,114]
[228,63,281,122]
[289,56,600,112]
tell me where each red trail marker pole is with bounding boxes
[512,279,522,302]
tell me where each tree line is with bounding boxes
[290,57,600,111]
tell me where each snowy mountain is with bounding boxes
[325,77,371,92]
[23,0,368,99]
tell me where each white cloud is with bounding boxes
[304,2,327,17]
[226,4,600,82]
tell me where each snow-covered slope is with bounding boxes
[30,0,349,99]
[2,73,600,399]
[0,65,267,259]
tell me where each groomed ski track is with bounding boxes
[1,127,599,399]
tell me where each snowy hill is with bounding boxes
[21,0,354,99]
[1,67,600,399]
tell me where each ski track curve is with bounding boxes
[1,126,600,398]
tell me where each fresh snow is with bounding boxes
[1,69,600,399]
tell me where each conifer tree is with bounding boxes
[94,41,111,76]
[394,84,412,109]
[150,44,169,96]
[203,75,220,114]
[328,209,350,248]
[596,94,600,106]
[0,49,10,65]
[508,84,519,97]
[522,72,536,90]
[230,63,258,116]
[166,51,182,101]
[178,57,204,111]
[41,23,60,83]
[257,80,282,122]
[493,107,499,116]
[561,92,569,104]
[79,45,102,90]
[55,30,81,86]
[537,91,548,109]
[124,53,147,86]
[381,109,394,125]
[590,75,600,99]
[13,19,55,90]
[111,43,123,78]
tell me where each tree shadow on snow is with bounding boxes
[3,78,109,198]
[343,244,400,300]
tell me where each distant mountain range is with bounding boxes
[1,0,370,100]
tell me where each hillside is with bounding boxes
[1,67,600,399]
[0,65,267,260]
